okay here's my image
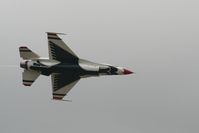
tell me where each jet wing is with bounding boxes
[47,32,78,63]
[51,73,80,100]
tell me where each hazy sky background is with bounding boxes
[0,0,199,133]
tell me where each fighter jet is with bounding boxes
[19,32,133,100]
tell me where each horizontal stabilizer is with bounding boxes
[22,70,40,86]
[19,46,40,60]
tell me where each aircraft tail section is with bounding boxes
[19,46,40,60]
[22,70,40,86]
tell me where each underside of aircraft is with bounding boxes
[19,32,133,100]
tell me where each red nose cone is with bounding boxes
[123,69,133,75]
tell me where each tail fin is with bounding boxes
[22,70,40,86]
[19,46,40,60]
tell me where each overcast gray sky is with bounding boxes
[0,0,199,133]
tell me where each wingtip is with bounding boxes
[23,83,31,86]
[52,97,63,100]
[20,46,28,48]
[46,32,66,35]
[52,98,72,102]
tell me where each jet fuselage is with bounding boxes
[20,58,132,78]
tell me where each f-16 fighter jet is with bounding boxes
[19,32,133,100]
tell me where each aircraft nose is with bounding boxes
[123,68,133,75]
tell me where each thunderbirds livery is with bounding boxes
[19,32,133,100]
